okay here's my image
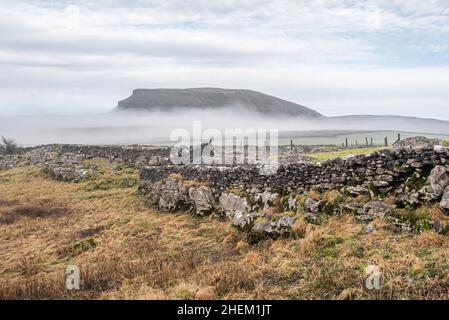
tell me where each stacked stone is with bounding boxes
[140,147,449,197]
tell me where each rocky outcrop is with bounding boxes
[0,155,19,170]
[393,136,442,150]
[346,186,368,196]
[420,166,449,202]
[25,144,170,167]
[43,164,98,182]
[140,173,297,242]
[358,201,393,221]
[440,187,449,211]
[219,193,251,218]
[304,198,324,214]
[188,186,215,215]
[145,175,189,211]
[249,216,296,243]
[231,212,263,230]
[339,201,393,221]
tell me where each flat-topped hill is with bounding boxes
[114,88,323,118]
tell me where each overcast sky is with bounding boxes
[1,0,449,118]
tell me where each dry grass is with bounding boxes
[2,163,449,300]
[0,200,68,225]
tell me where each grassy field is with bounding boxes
[308,147,386,162]
[279,131,449,146]
[2,161,449,299]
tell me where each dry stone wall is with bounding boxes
[140,147,449,196]
[138,146,449,241]
[19,144,170,167]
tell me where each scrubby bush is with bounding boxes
[0,136,18,154]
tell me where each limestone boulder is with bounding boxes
[304,198,323,213]
[358,201,393,221]
[157,176,189,211]
[231,212,263,231]
[188,185,215,215]
[420,165,449,202]
[439,186,449,211]
[219,192,251,218]
[249,216,296,242]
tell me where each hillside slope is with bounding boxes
[326,115,449,135]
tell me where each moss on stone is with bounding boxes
[405,169,431,191]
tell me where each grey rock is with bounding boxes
[365,223,376,234]
[287,196,297,211]
[372,180,390,188]
[346,185,368,196]
[148,156,161,166]
[420,165,449,201]
[231,212,263,230]
[397,191,421,207]
[157,176,189,211]
[439,186,449,211]
[255,190,279,209]
[0,155,19,170]
[188,185,215,215]
[250,216,296,241]
[394,136,441,150]
[340,203,364,215]
[43,164,96,182]
[218,192,251,218]
[358,201,392,221]
[304,198,323,213]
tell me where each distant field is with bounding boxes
[308,147,386,162]
[279,131,449,146]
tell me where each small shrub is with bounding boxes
[183,180,208,189]
[0,136,18,154]
[307,190,321,201]
[175,289,194,300]
[169,173,183,181]
[72,238,97,255]
[17,256,42,277]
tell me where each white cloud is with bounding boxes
[0,0,448,117]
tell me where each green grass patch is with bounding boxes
[308,147,386,162]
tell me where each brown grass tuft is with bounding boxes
[0,200,68,224]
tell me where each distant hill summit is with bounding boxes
[114,88,323,118]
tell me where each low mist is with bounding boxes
[1,106,449,146]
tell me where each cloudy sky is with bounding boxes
[1,0,449,118]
